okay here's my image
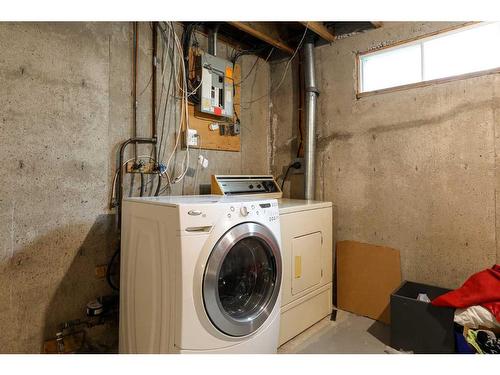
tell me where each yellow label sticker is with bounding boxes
[225,66,233,79]
[294,256,302,278]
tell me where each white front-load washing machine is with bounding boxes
[211,175,334,345]
[119,195,282,353]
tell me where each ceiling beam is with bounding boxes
[370,22,383,28]
[301,22,335,43]
[227,22,294,54]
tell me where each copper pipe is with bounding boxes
[118,137,157,225]
[132,22,139,159]
[152,22,157,145]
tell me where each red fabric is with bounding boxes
[431,264,500,321]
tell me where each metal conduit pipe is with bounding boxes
[303,35,319,200]
[208,23,220,56]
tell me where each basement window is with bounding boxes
[358,22,500,96]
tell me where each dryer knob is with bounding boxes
[240,206,249,217]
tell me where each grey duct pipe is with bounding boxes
[303,36,319,200]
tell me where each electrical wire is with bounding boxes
[233,47,275,87]
[240,25,309,106]
[139,173,145,197]
[115,23,308,202]
[137,72,153,98]
[133,22,284,197]
[154,174,162,196]
[156,22,175,170]
[156,22,192,189]
[181,133,203,195]
[229,44,270,66]
[181,22,201,104]
[155,22,185,185]
[126,49,177,198]
[280,164,294,192]
[175,22,192,183]
[193,133,203,194]
[109,155,156,208]
[109,23,187,291]
[280,161,302,192]
[230,47,275,125]
[106,245,120,291]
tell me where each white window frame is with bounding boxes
[357,22,500,98]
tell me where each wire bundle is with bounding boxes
[112,22,310,204]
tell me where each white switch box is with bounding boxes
[185,128,198,147]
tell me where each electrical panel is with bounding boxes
[196,52,234,118]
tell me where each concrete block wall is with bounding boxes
[0,22,271,353]
[271,22,500,289]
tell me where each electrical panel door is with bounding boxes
[196,52,234,118]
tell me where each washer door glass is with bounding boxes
[203,222,282,337]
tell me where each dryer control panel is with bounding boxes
[211,175,282,199]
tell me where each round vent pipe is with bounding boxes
[303,35,319,200]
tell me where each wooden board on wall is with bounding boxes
[186,49,241,152]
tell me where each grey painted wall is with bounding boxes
[0,22,271,353]
[271,22,500,290]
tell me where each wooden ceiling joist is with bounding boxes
[228,21,294,54]
[301,22,335,43]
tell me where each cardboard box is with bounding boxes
[336,240,402,324]
[391,281,455,353]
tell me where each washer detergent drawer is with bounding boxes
[291,232,322,295]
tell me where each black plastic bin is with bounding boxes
[390,280,455,353]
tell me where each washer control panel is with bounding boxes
[226,200,279,223]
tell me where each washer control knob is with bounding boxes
[240,206,249,217]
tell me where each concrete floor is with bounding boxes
[278,310,390,354]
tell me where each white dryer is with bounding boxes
[119,195,282,353]
[277,199,333,345]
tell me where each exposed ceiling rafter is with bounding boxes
[301,22,336,42]
[227,21,294,54]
